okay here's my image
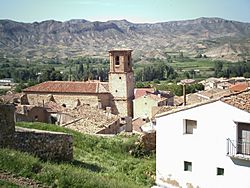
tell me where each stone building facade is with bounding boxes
[109,49,134,117]
[23,49,134,117]
[24,82,111,109]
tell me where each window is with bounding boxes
[184,161,192,172]
[217,168,224,175]
[119,76,121,79]
[115,56,120,65]
[128,55,131,66]
[184,119,197,134]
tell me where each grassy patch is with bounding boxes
[0,122,155,188]
[0,179,20,188]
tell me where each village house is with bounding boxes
[23,49,134,117]
[155,90,250,188]
[132,88,173,134]
[133,92,172,119]
[0,78,15,90]
[201,77,250,91]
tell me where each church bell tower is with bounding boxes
[108,49,134,117]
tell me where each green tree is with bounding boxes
[214,61,223,77]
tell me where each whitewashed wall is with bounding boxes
[156,101,250,188]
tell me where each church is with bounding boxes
[23,49,134,117]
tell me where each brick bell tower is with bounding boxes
[108,49,134,117]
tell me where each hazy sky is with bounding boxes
[1,0,250,23]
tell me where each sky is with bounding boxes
[0,0,250,23]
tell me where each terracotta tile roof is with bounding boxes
[156,89,250,118]
[183,88,233,105]
[152,106,175,117]
[222,90,250,112]
[229,82,249,92]
[63,104,119,134]
[23,81,109,94]
[0,93,22,104]
[43,101,66,113]
[147,93,167,102]
[134,88,155,99]
[15,105,36,114]
[132,117,149,133]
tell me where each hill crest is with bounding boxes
[0,17,250,61]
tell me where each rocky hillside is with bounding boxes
[0,17,250,61]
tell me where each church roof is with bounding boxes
[23,81,110,94]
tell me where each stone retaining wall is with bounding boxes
[0,105,15,148]
[14,127,73,161]
[0,104,73,161]
[141,131,156,151]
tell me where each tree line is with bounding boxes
[135,62,178,82]
[214,61,250,78]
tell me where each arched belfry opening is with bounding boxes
[108,49,134,117]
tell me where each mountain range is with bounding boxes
[0,17,250,62]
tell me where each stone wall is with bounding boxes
[0,104,73,161]
[97,120,121,134]
[141,132,156,151]
[16,106,50,123]
[14,127,73,161]
[0,105,15,147]
[26,92,111,109]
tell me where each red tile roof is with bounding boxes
[222,90,250,112]
[134,88,154,99]
[157,90,250,118]
[23,81,109,94]
[229,82,249,92]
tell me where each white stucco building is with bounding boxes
[155,90,250,188]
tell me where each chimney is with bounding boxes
[22,105,28,115]
[180,79,195,106]
[106,106,111,119]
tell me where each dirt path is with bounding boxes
[0,171,46,188]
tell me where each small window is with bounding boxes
[184,161,192,172]
[119,76,121,79]
[217,168,224,176]
[128,55,131,66]
[115,56,120,65]
[184,119,197,134]
[115,90,118,92]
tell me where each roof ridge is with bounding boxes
[220,88,250,101]
[23,81,109,94]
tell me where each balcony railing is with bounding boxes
[227,138,250,160]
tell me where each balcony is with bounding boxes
[227,138,250,160]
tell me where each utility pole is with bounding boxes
[180,79,195,106]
